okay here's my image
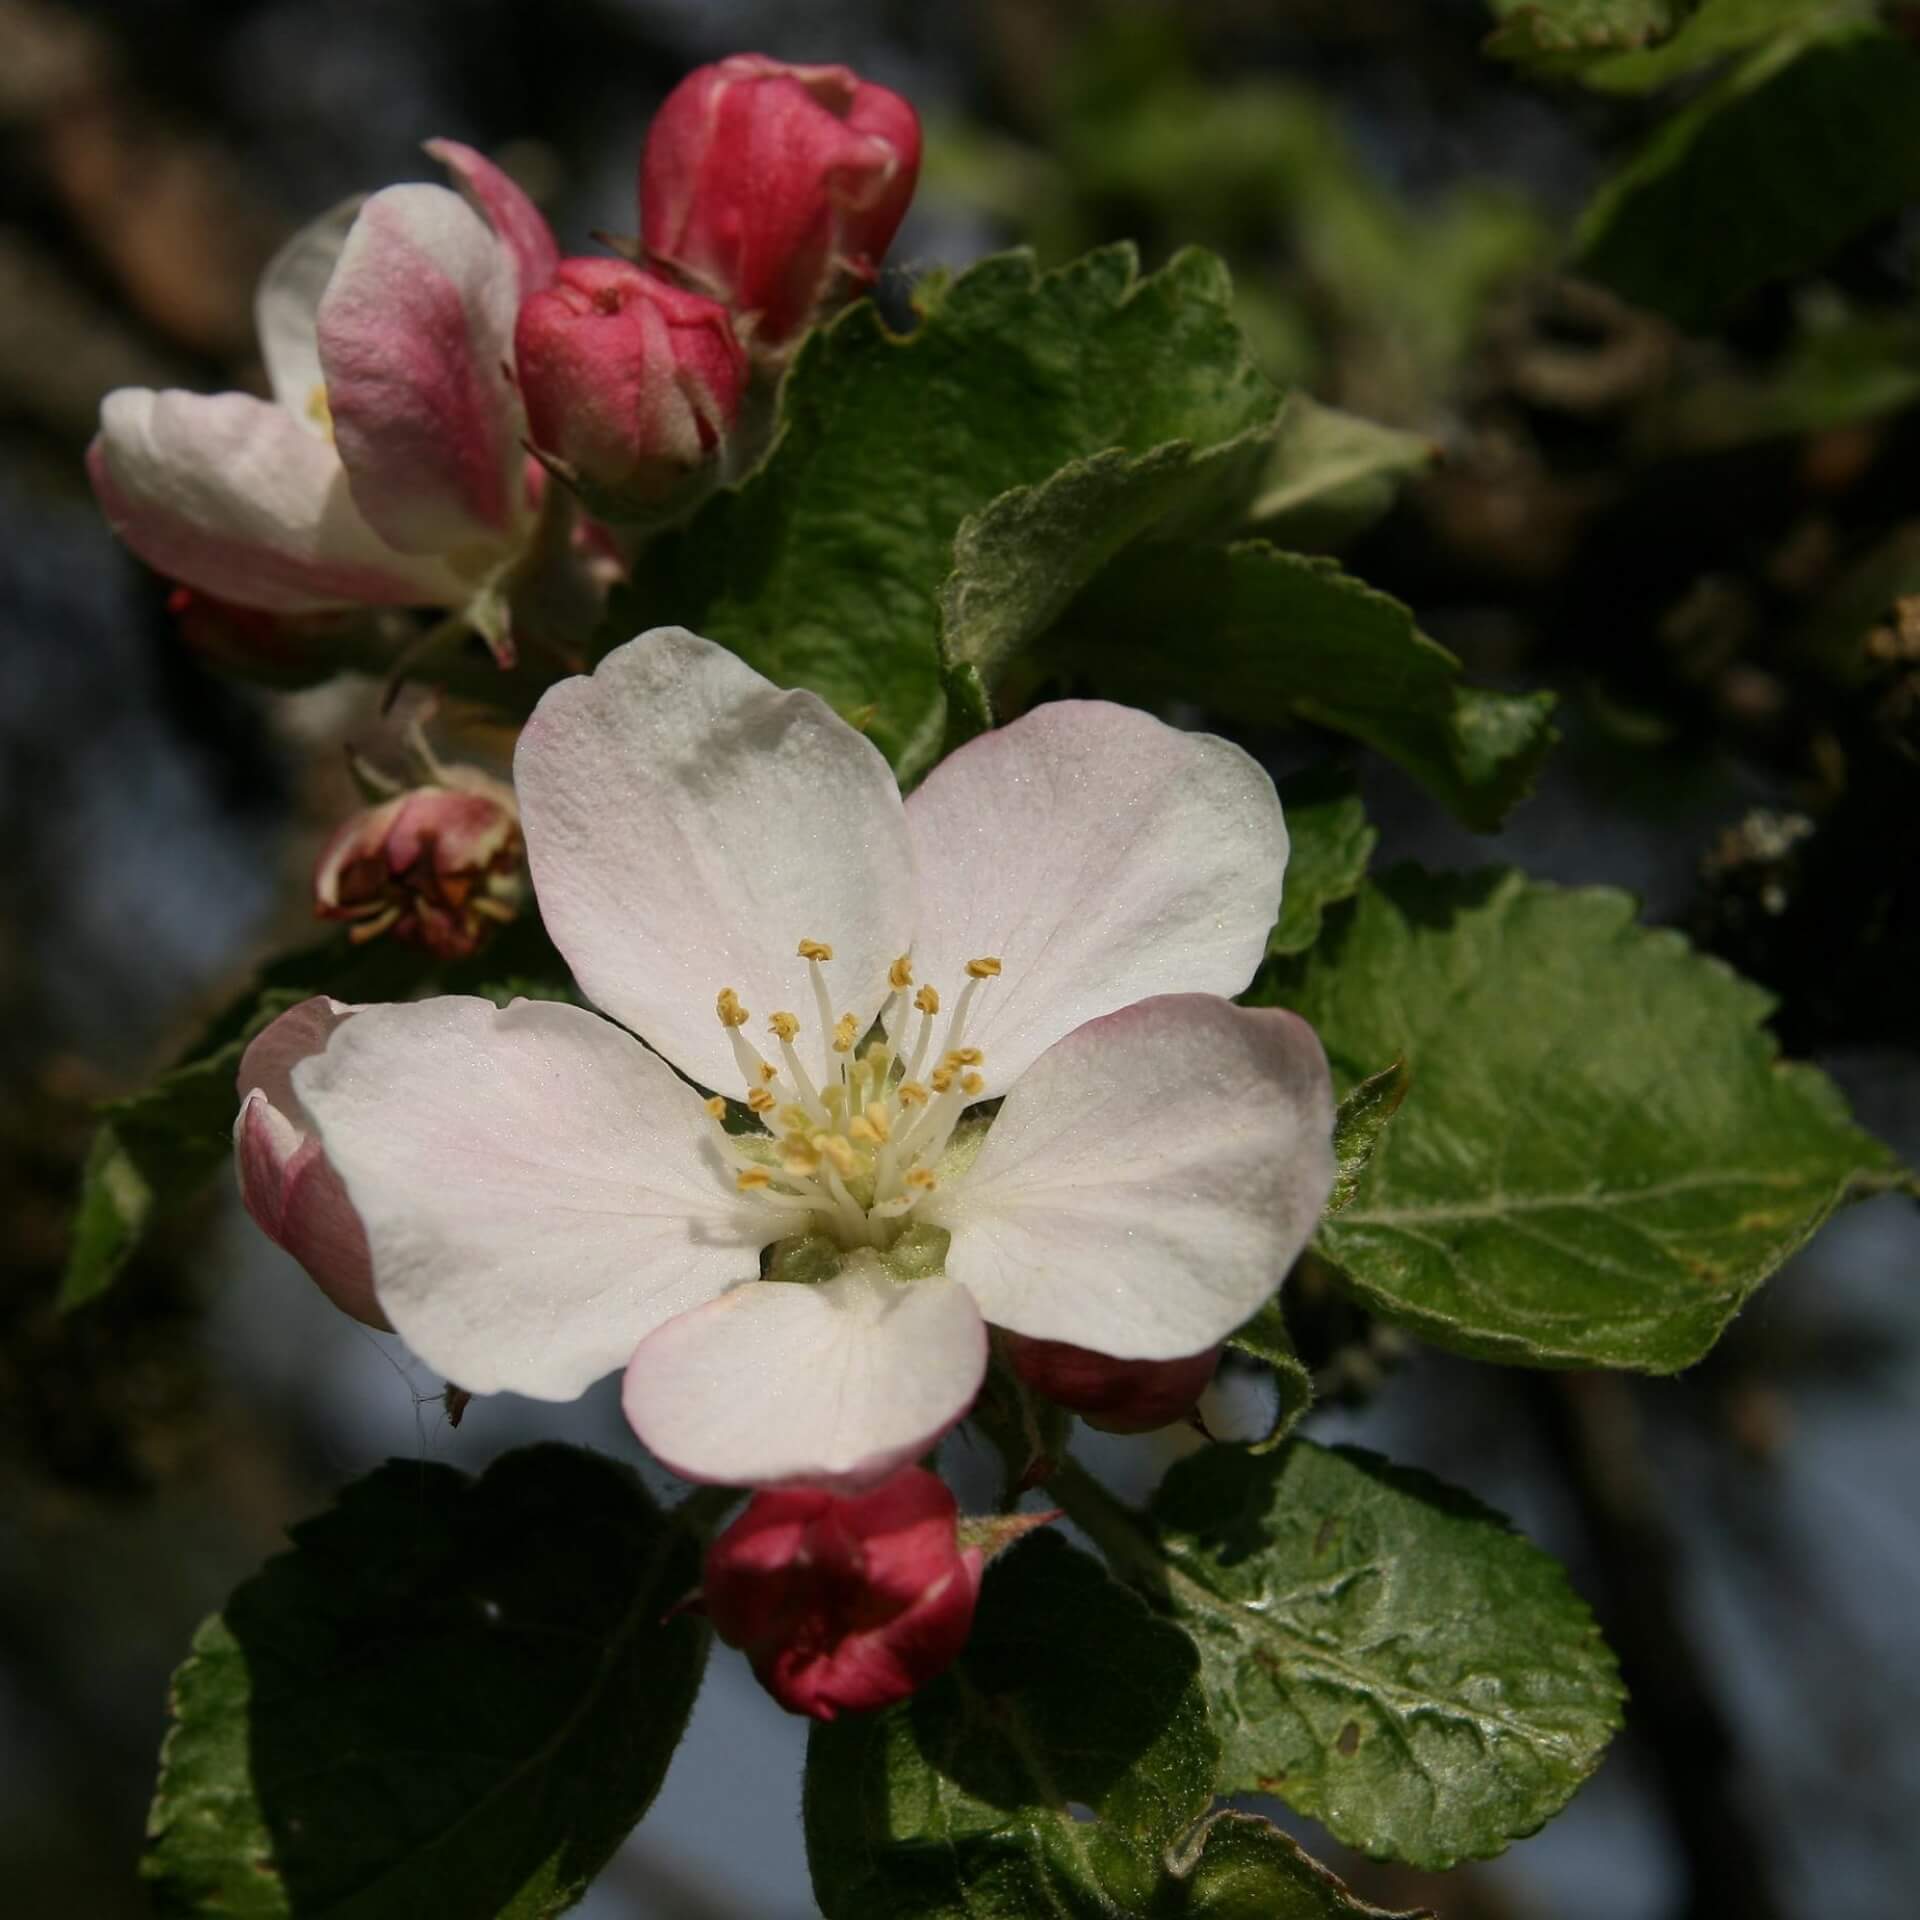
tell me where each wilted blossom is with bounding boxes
[233,998,384,1328]
[1002,1332,1223,1434]
[640,54,920,355]
[314,767,523,960]
[703,1467,981,1719]
[88,142,561,661]
[515,258,747,510]
[287,626,1335,1490]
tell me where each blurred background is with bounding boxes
[3,1,1918,1914]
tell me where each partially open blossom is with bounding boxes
[88,142,560,661]
[234,998,384,1328]
[515,258,747,511]
[289,626,1336,1491]
[704,1467,981,1719]
[640,54,920,354]
[315,772,522,960]
[1002,1331,1222,1434]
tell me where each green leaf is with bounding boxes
[615,245,1279,776]
[144,1445,706,1920]
[804,1533,1218,1919]
[1264,869,1901,1371]
[1224,1300,1315,1451]
[1243,396,1436,552]
[1576,27,1920,328]
[1486,0,1697,64]
[940,422,1277,695]
[1146,1442,1624,1867]
[1270,768,1377,958]
[1329,1060,1413,1217]
[1054,542,1556,830]
[1513,0,1862,93]
[1163,1812,1432,1918]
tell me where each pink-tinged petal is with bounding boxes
[515,628,916,1095]
[89,388,467,612]
[903,702,1287,1097]
[235,1090,385,1328]
[254,197,360,425]
[1000,1332,1220,1434]
[424,137,561,298]
[316,183,524,555]
[293,995,766,1401]
[927,996,1335,1358]
[622,1256,987,1490]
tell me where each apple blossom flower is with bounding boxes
[640,54,920,355]
[515,258,747,512]
[1001,1332,1223,1434]
[289,627,1335,1489]
[314,770,523,960]
[233,997,384,1328]
[703,1466,981,1719]
[88,142,559,662]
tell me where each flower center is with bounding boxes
[702,940,1003,1250]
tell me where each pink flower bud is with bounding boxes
[1002,1333,1223,1435]
[640,53,921,354]
[234,997,385,1328]
[314,779,522,960]
[515,259,746,509]
[703,1467,982,1720]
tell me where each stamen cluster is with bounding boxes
[706,940,1002,1247]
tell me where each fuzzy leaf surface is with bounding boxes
[1148,1442,1623,1866]
[144,1446,705,1920]
[1055,542,1555,829]
[616,245,1278,775]
[1242,396,1435,551]
[1262,869,1900,1370]
[1270,769,1377,958]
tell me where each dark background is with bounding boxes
[2,2,1916,1914]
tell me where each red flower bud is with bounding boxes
[1002,1333,1222,1435]
[514,259,747,510]
[168,585,356,686]
[640,53,921,354]
[234,997,385,1328]
[314,778,522,960]
[704,1467,982,1720]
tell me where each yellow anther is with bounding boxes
[816,1134,858,1177]
[914,985,941,1016]
[965,956,1003,979]
[746,1088,776,1114]
[768,1011,800,1042]
[832,1013,858,1054]
[905,1166,939,1191]
[716,987,749,1028]
[305,384,333,435]
[797,939,834,962]
[897,1081,930,1108]
[780,1142,821,1176]
[778,1104,814,1135]
[962,1071,985,1096]
[863,1101,894,1142]
[944,1047,984,1068]
[736,1168,773,1190]
[822,1084,847,1111]
[888,955,914,990]
[848,1115,883,1145]
[704,1095,728,1120]
[930,1065,957,1094]
[862,1041,893,1071]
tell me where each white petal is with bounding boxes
[903,702,1287,1095]
[515,628,918,1094]
[293,995,766,1400]
[255,198,361,425]
[621,1255,987,1489]
[926,995,1335,1358]
[89,388,466,611]
[316,183,525,555]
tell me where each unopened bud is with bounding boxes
[167,585,358,687]
[234,998,385,1329]
[514,258,746,513]
[640,53,921,356]
[314,778,523,960]
[1002,1332,1223,1435]
[703,1466,981,1721]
